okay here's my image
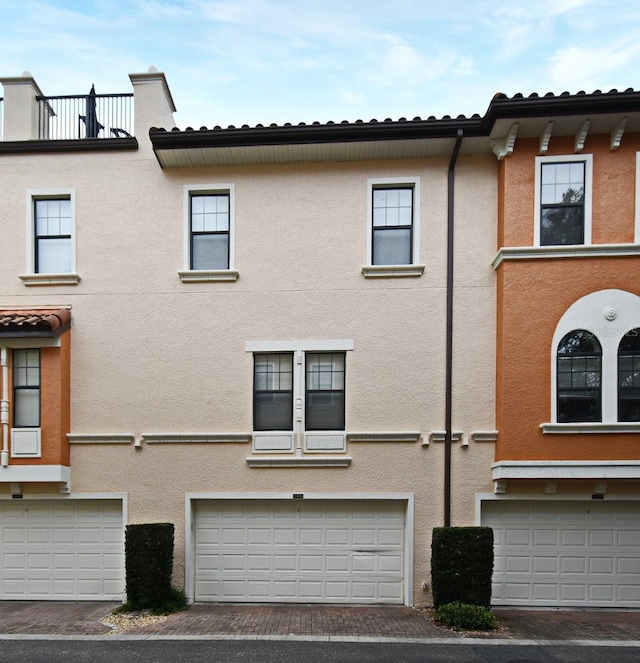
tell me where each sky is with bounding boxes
[1,0,640,129]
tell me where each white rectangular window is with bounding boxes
[534,155,592,246]
[180,184,237,282]
[35,198,72,273]
[372,187,413,265]
[247,340,353,453]
[364,177,423,278]
[190,193,230,269]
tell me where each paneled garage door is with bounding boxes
[483,500,640,607]
[0,499,124,600]
[194,499,405,603]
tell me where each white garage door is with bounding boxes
[483,500,640,607]
[194,499,405,604]
[0,499,124,600]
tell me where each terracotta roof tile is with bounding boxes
[0,308,71,337]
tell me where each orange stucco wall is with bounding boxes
[10,331,71,466]
[496,258,640,461]
[496,132,640,461]
[499,135,640,248]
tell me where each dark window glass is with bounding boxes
[190,194,230,270]
[13,349,40,427]
[557,330,601,423]
[305,353,345,430]
[619,329,640,422]
[253,353,293,431]
[540,162,585,246]
[372,187,413,265]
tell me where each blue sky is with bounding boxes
[2,0,640,129]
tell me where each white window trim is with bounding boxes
[20,189,78,286]
[635,152,640,243]
[363,177,424,278]
[534,154,593,247]
[246,340,354,454]
[548,289,640,426]
[179,183,237,283]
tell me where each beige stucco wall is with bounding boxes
[0,131,497,604]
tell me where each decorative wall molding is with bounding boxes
[492,243,640,268]
[143,433,252,444]
[539,122,553,154]
[347,431,421,443]
[490,122,518,160]
[427,431,464,445]
[470,431,499,443]
[67,434,134,444]
[492,460,640,481]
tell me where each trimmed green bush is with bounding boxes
[125,523,176,611]
[435,602,496,631]
[431,526,493,608]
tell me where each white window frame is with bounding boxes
[363,177,424,278]
[246,340,354,453]
[179,183,238,282]
[20,189,79,286]
[534,154,593,247]
[544,289,640,432]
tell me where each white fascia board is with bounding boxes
[492,460,640,481]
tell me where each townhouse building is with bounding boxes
[0,68,638,609]
[486,89,640,607]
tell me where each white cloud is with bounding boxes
[548,41,640,89]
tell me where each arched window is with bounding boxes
[557,330,601,423]
[618,329,640,422]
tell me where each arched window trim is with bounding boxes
[546,289,640,432]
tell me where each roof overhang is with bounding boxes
[150,119,489,168]
[0,308,71,338]
[149,88,640,168]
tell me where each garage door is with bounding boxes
[194,499,405,603]
[0,499,124,600]
[483,500,640,607]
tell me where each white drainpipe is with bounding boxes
[1,347,8,467]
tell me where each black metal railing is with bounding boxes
[36,93,134,140]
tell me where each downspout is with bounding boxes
[444,129,463,527]
[1,347,9,467]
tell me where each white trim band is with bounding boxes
[492,460,640,481]
[492,244,640,269]
[541,422,640,434]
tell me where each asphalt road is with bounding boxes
[1,640,640,663]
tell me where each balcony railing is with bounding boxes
[36,93,134,140]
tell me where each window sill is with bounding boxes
[19,273,80,286]
[541,422,640,434]
[178,269,239,283]
[361,264,425,278]
[492,244,640,269]
[246,455,352,468]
